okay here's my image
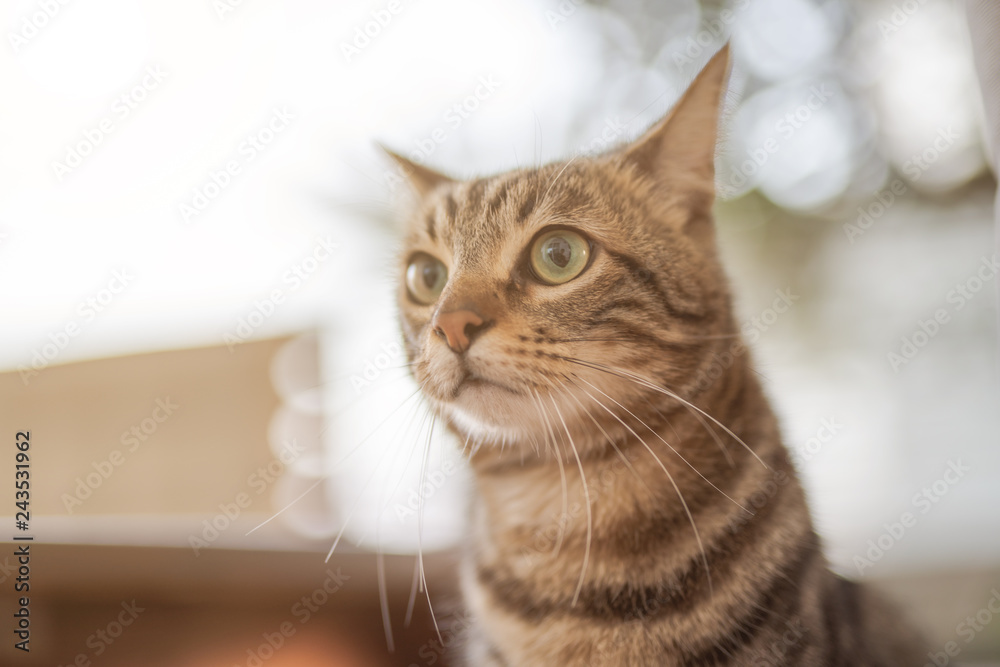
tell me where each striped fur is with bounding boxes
[390,45,927,666]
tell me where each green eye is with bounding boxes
[405,253,448,305]
[529,229,590,285]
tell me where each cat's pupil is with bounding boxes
[422,264,441,288]
[545,237,572,268]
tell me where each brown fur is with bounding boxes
[389,46,927,666]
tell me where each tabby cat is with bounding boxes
[388,45,927,666]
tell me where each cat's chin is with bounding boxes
[438,383,532,443]
[430,378,556,447]
[446,403,525,445]
[438,381,599,453]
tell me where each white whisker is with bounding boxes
[560,375,651,492]
[548,391,592,606]
[376,551,395,652]
[535,155,580,220]
[247,387,424,537]
[418,415,444,645]
[564,357,768,470]
[531,387,569,559]
[404,555,420,628]
[575,375,749,514]
[572,375,713,592]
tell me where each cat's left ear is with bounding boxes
[619,43,731,214]
[379,145,454,197]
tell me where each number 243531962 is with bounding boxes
[15,432,29,529]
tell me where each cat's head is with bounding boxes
[389,47,735,458]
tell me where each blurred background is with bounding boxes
[1,0,998,664]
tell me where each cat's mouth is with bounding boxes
[451,370,521,399]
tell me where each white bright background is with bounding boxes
[1,0,997,577]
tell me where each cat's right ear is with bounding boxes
[618,44,731,215]
[379,145,453,197]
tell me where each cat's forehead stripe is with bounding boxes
[485,177,512,219]
[424,168,588,266]
[425,210,436,241]
[517,187,539,224]
[465,178,488,211]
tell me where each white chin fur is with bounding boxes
[446,403,524,445]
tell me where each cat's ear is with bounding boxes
[379,145,453,197]
[620,44,731,210]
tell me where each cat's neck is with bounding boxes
[463,353,799,563]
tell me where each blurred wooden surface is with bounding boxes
[1,337,290,517]
[0,544,462,666]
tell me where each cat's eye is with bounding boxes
[405,253,448,305]
[529,229,591,285]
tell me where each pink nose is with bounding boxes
[433,309,486,353]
